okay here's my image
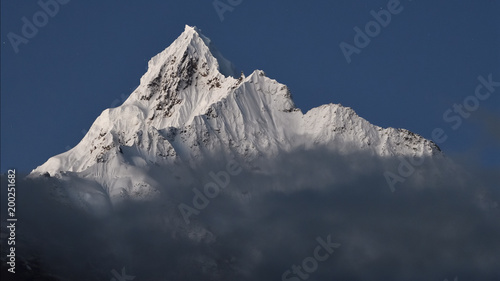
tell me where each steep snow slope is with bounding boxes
[31,25,441,202]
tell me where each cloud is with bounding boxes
[1,147,499,281]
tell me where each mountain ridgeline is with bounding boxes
[31,25,441,204]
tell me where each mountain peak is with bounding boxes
[184,24,197,32]
[182,25,204,38]
[32,26,441,196]
[139,25,235,87]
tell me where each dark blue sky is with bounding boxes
[1,0,499,172]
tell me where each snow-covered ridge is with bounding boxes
[31,25,441,200]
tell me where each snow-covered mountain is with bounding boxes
[31,25,441,203]
[17,25,500,281]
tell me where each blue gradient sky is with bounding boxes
[1,0,499,172]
